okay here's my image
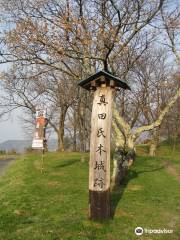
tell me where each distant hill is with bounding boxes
[0,139,58,153]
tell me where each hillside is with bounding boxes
[0,144,179,240]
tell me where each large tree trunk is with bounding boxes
[111,145,136,188]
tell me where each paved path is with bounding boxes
[0,158,15,176]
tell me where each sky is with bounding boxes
[0,108,25,143]
[0,62,56,144]
[0,62,25,143]
[0,106,56,144]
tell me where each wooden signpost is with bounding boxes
[32,109,48,149]
[78,70,130,220]
[32,109,48,173]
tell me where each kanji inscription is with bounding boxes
[89,87,114,192]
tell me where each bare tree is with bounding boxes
[0,0,167,152]
[161,4,180,65]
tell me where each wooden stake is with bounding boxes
[89,86,114,220]
[41,125,46,174]
[41,148,44,174]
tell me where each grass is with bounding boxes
[0,145,179,240]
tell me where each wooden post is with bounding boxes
[41,148,44,174]
[32,109,48,173]
[89,86,114,220]
[41,118,48,173]
[78,70,130,221]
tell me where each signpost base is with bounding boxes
[89,189,110,220]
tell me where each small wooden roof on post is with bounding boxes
[78,70,131,91]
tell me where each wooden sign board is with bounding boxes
[32,139,44,149]
[36,109,47,118]
[32,109,47,150]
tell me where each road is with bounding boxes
[0,158,15,176]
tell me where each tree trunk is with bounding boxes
[57,106,68,152]
[57,130,65,152]
[78,101,86,152]
[149,141,157,157]
[73,109,77,152]
[172,135,177,152]
[80,153,85,163]
[78,97,87,162]
[148,128,160,157]
[111,146,136,188]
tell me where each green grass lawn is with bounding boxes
[0,145,179,240]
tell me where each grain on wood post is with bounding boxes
[89,86,114,220]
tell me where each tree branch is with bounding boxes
[133,88,180,140]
